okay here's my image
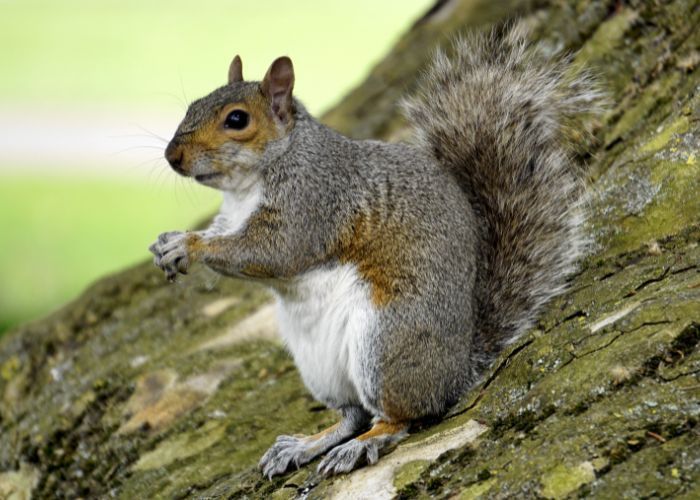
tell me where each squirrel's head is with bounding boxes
[164,55,295,189]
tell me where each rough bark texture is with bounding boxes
[2,1,699,498]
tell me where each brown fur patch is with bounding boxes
[308,422,341,441]
[380,391,417,422]
[356,420,407,441]
[238,207,282,277]
[246,206,282,233]
[337,212,416,307]
[187,93,283,163]
[240,263,274,279]
[185,232,207,258]
[243,94,285,151]
[302,422,343,455]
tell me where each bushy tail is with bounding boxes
[403,25,603,373]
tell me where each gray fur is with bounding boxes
[402,26,603,373]
[150,26,601,477]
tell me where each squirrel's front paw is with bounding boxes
[148,231,193,282]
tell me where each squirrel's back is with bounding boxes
[403,25,603,375]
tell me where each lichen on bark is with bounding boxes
[1,0,699,498]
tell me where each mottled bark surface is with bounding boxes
[1,1,699,498]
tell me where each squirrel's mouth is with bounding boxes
[194,172,222,182]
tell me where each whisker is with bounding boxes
[154,164,173,189]
[181,175,199,208]
[108,145,166,157]
[139,162,161,183]
[123,156,167,178]
[108,132,169,141]
[129,124,171,144]
[179,73,190,107]
[182,175,199,207]
[178,176,193,207]
[147,90,189,110]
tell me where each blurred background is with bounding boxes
[0,0,433,333]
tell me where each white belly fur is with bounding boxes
[215,186,263,235]
[275,264,376,408]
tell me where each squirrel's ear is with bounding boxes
[261,56,294,123]
[228,55,243,83]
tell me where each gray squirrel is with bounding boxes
[149,26,601,477]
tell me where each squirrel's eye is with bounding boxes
[224,109,249,130]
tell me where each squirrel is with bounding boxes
[149,26,601,477]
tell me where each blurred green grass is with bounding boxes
[0,0,432,333]
[0,175,220,332]
[0,0,432,114]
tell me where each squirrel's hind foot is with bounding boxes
[259,434,322,479]
[259,406,371,479]
[316,420,408,476]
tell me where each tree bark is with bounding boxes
[1,1,699,498]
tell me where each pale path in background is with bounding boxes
[0,105,180,175]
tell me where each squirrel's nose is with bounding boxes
[165,142,186,174]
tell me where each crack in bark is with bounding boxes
[449,339,535,417]
[571,331,625,360]
[595,424,696,489]
[570,318,670,352]
[631,267,671,294]
[671,264,698,275]
[659,368,700,383]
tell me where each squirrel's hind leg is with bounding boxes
[259,406,371,479]
[316,420,408,476]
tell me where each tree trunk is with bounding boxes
[1,1,699,498]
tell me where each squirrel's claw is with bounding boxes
[158,231,182,244]
[259,434,320,479]
[316,438,380,477]
[175,255,189,274]
[149,230,190,282]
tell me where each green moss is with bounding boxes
[589,432,697,497]
[270,488,298,500]
[132,421,227,471]
[456,478,496,499]
[394,459,431,492]
[539,462,596,499]
[640,116,691,154]
[601,158,700,257]
[604,72,682,146]
[0,355,20,381]
[0,463,39,500]
[575,7,638,66]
